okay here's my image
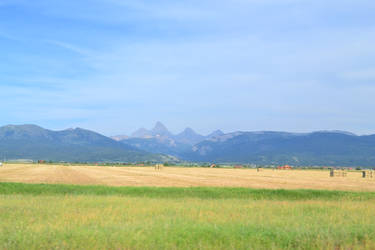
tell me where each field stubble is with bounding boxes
[0,164,375,191]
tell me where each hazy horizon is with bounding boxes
[0,122,373,138]
[1,1,374,136]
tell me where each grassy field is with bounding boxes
[1,183,375,249]
[1,164,375,249]
[1,163,375,191]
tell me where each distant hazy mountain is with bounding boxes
[4,123,374,166]
[151,121,173,137]
[0,124,173,162]
[113,123,375,166]
[118,122,220,156]
[121,137,191,156]
[206,130,225,139]
[174,128,206,145]
[182,131,375,167]
[131,128,152,138]
[128,122,173,139]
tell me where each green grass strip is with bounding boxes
[1,182,374,200]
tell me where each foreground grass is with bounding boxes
[1,182,375,200]
[0,183,375,249]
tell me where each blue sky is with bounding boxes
[1,0,375,136]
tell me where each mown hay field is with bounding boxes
[0,163,375,191]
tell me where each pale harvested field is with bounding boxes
[0,164,374,191]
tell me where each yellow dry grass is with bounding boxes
[0,163,374,191]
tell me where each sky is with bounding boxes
[1,0,375,136]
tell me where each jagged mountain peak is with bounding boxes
[207,129,225,138]
[151,122,172,137]
[152,121,168,131]
[180,127,198,135]
[175,127,205,145]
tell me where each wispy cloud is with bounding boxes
[46,40,91,56]
[1,0,375,135]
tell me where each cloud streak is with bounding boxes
[1,0,375,135]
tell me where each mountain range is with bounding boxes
[0,124,174,163]
[114,123,375,167]
[1,123,375,167]
[111,122,224,156]
[113,122,222,145]
[184,131,375,166]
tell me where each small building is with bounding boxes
[278,165,292,170]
